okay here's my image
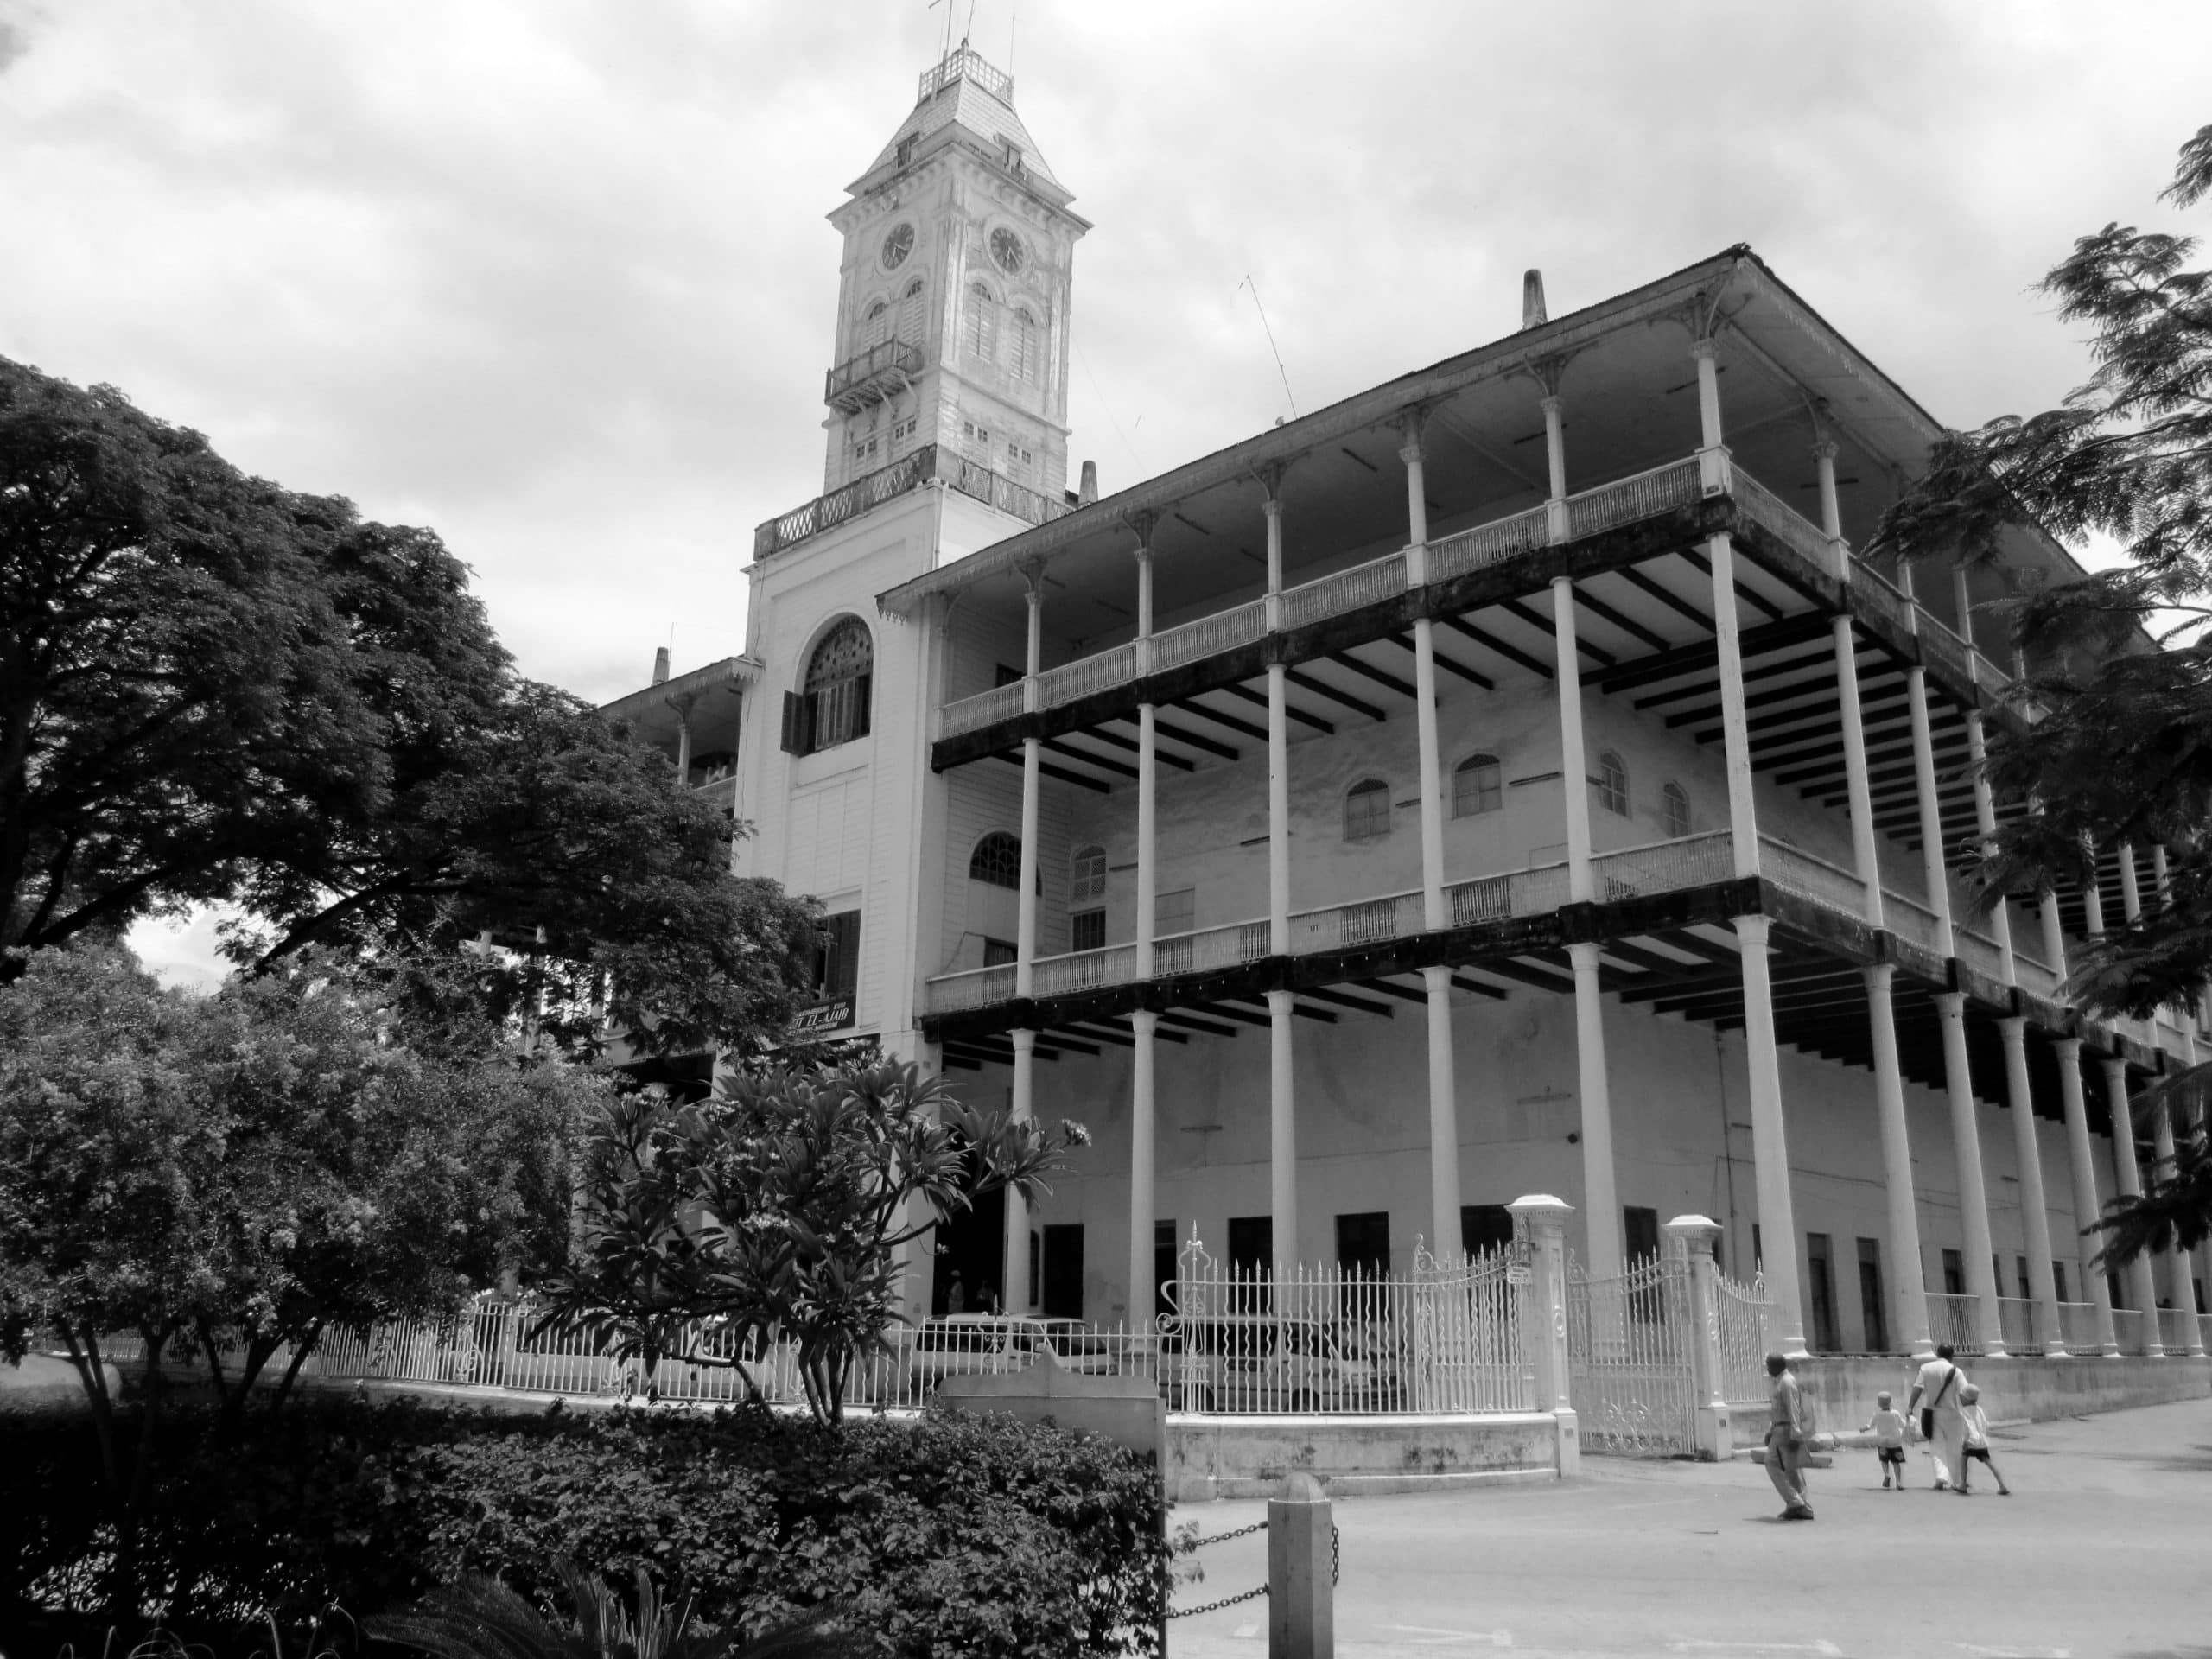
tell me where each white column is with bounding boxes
[1262,481,1285,631]
[1541,394,1568,542]
[2151,1095,2207,1354]
[1814,435,1847,580]
[1268,988,1298,1269]
[2104,1057,2165,1355]
[1128,1009,1159,1321]
[2055,1038,2121,1356]
[2119,842,2143,922]
[1999,1019,2067,1354]
[1016,575,1043,996]
[1938,991,2008,1357]
[1735,915,1808,1356]
[2039,892,2067,982]
[2082,840,2107,938]
[1400,413,1429,550]
[1553,578,1595,902]
[1568,941,1623,1281]
[1424,965,1462,1259]
[1414,620,1446,930]
[1866,964,1933,1356]
[671,696,694,785]
[1906,669,1954,944]
[1006,1028,1035,1313]
[1268,663,1290,954]
[1693,337,1731,495]
[1137,704,1157,979]
[1710,532,1761,880]
[1833,615,1884,928]
[1967,712,2016,982]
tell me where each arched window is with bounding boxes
[785,617,873,754]
[898,277,926,346]
[1009,307,1039,382]
[969,832,1024,890]
[1662,781,1691,839]
[1452,753,1502,818]
[1071,844,1107,903]
[1596,751,1630,817]
[963,280,997,361]
[863,299,890,350]
[1344,778,1391,841]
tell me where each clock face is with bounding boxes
[880,223,915,271]
[989,226,1026,276]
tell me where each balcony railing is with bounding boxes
[1880,889,1948,957]
[2056,1301,2103,1353]
[2013,949,2063,1001]
[824,337,925,411]
[1594,832,1733,899]
[932,451,2000,744]
[756,443,1072,562]
[1758,837,1866,917]
[2109,1307,2149,1356]
[2157,1308,2199,1353]
[1996,1295,2043,1353]
[1954,924,2009,985]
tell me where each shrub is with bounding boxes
[0,1396,1169,1659]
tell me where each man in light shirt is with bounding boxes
[1764,1351,1813,1520]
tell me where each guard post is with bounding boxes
[1268,1471,1332,1658]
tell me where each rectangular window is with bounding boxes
[810,910,860,1000]
[2053,1262,2069,1304]
[1623,1205,1660,1264]
[2016,1255,2031,1302]
[995,662,1024,688]
[1807,1233,1839,1353]
[1460,1204,1514,1257]
[1154,1219,1178,1319]
[1858,1236,1887,1354]
[1155,887,1195,937]
[1942,1248,1965,1297]
[982,938,1017,967]
[1071,908,1105,952]
[1228,1216,1273,1309]
[2108,1269,2127,1311]
[1335,1212,1390,1278]
[1040,1224,1084,1319]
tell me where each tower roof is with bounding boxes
[849,43,1070,205]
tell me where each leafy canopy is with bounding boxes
[536,1058,1087,1426]
[1,356,821,1055]
[1872,122,2212,1261]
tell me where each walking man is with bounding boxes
[1764,1351,1814,1521]
[1906,1341,1967,1491]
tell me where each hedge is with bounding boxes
[0,1396,1170,1657]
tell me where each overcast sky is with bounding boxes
[3,0,2204,985]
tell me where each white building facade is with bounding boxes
[629,44,2212,1362]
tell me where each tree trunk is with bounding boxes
[269,1318,324,1415]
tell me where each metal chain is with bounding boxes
[1332,1523,1340,1586]
[1166,1583,1268,1619]
[1185,1519,1269,1549]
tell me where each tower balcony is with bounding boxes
[824,337,925,414]
[753,442,1074,561]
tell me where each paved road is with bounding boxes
[1166,1396,2212,1659]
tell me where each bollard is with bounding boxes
[1268,1471,1332,1659]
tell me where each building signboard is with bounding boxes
[792,995,856,1036]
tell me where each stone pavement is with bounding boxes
[1166,1396,2212,1659]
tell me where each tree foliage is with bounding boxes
[1,356,820,1055]
[0,945,594,1618]
[1870,122,2212,1260]
[536,1059,1087,1426]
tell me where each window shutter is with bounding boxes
[854,673,873,738]
[832,911,861,995]
[780,690,806,754]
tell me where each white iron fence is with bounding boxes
[1161,1236,1534,1414]
[1566,1251,1695,1455]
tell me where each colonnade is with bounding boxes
[976,331,2203,1362]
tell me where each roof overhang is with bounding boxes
[596,655,760,725]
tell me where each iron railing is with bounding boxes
[1731,470,1836,575]
[2109,1307,2149,1356]
[1758,836,1867,917]
[2056,1301,2104,1353]
[824,337,924,409]
[1996,1296,2042,1353]
[755,443,1072,561]
[1163,1235,1535,1415]
[1849,558,1915,632]
[2158,1308,2200,1353]
[1716,1268,1774,1411]
[1427,505,1549,583]
[918,43,1013,104]
[1151,597,1268,674]
[1882,889,1949,957]
[1954,925,2010,985]
[1565,457,1703,541]
[1277,551,1407,631]
[1567,1251,1696,1454]
[1925,1292,1983,1357]
[1592,832,1733,899]
[938,679,1027,740]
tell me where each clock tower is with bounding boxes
[823,42,1088,503]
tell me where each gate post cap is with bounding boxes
[1274,1471,1330,1504]
[1507,1194,1573,1223]
[1663,1214,1722,1243]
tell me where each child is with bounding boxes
[1955,1384,2012,1496]
[1865,1390,1909,1490]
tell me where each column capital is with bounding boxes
[1539,391,1565,417]
[1567,939,1604,972]
[1997,1015,2027,1048]
[1129,1009,1160,1035]
[1398,439,1424,468]
[1732,913,1772,947]
[1862,960,1895,989]
[1261,492,1284,521]
[2099,1054,2130,1084]
[1397,404,1426,450]
[1011,1027,1038,1052]
[2053,1035,2082,1060]
[1421,963,1452,993]
[1123,508,1159,550]
[1688,334,1719,363]
[1810,436,1839,462]
[1265,988,1294,1015]
[1934,990,1967,1016]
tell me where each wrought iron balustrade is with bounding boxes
[1924,1292,1983,1356]
[824,337,924,410]
[755,443,1072,561]
[1757,836,1867,916]
[1277,550,1407,631]
[1593,833,1733,900]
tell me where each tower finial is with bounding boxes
[1522,270,1548,330]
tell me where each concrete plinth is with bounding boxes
[1167,1411,1559,1501]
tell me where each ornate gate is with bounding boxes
[1565,1251,1696,1455]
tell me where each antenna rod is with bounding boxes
[1240,275,1297,419]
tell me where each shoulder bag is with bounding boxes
[1920,1363,1956,1441]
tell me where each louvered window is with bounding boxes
[964,281,997,360]
[1344,778,1390,841]
[863,300,890,349]
[781,618,873,755]
[1662,782,1691,838]
[899,278,926,347]
[1009,308,1038,382]
[1597,752,1630,817]
[1452,753,1501,817]
[1071,845,1107,903]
